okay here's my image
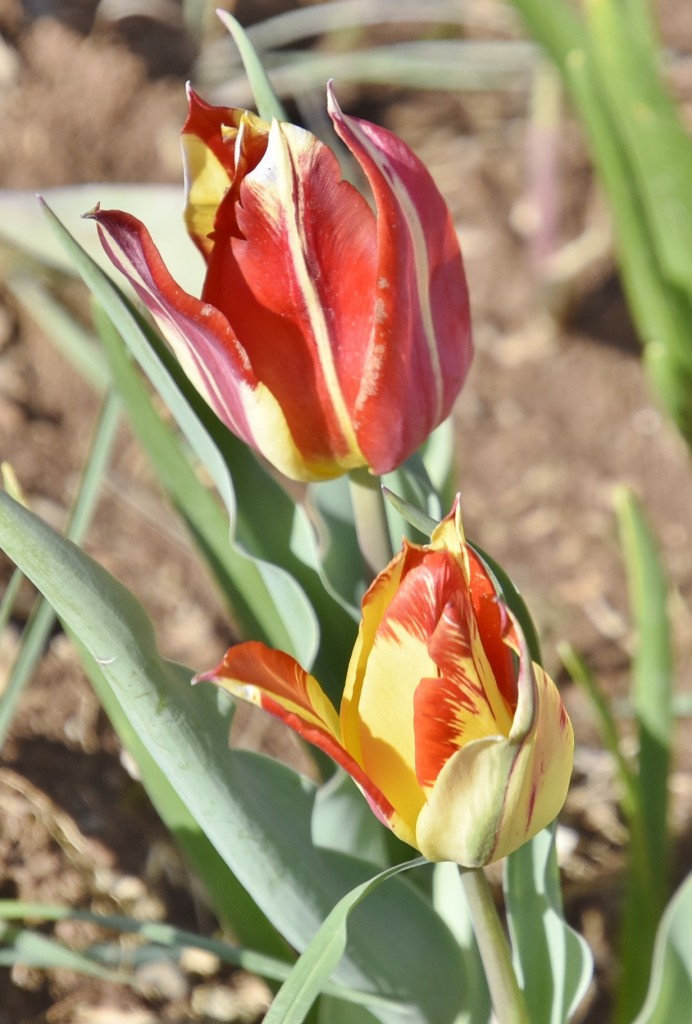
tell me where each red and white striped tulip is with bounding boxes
[199,498,574,867]
[89,85,472,482]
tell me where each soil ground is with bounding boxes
[1,1,691,1021]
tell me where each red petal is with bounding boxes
[413,597,512,789]
[328,85,473,473]
[89,208,260,445]
[201,120,377,469]
[467,547,519,712]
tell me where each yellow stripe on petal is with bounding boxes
[341,546,408,757]
[182,134,232,258]
[232,376,348,482]
[241,120,361,458]
[430,497,468,574]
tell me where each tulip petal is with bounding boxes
[201,117,379,475]
[198,643,399,833]
[181,89,269,258]
[344,550,471,834]
[415,627,573,867]
[327,84,472,473]
[413,598,514,793]
[89,207,332,481]
[431,498,518,709]
[181,91,235,258]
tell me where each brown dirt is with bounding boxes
[1,1,691,1022]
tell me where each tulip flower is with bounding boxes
[198,498,573,868]
[89,84,472,482]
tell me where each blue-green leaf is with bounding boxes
[632,873,692,1024]
[0,491,467,1024]
[505,828,592,1024]
[263,858,425,1024]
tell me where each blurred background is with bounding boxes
[0,1,691,1020]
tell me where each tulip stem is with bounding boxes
[460,867,529,1024]
[348,468,394,582]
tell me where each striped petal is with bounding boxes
[202,118,377,474]
[327,84,472,473]
[344,550,468,835]
[198,643,398,832]
[415,623,574,867]
[89,208,342,481]
[431,497,518,708]
[413,596,514,793]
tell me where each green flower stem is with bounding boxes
[348,468,394,583]
[460,867,529,1024]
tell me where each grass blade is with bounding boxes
[614,486,674,1023]
[0,390,121,748]
[0,900,404,1010]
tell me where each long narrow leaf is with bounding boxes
[505,828,592,1024]
[0,390,121,747]
[632,873,692,1024]
[216,10,287,121]
[264,858,425,1024]
[91,304,291,650]
[42,199,319,667]
[0,901,402,1010]
[0,491,467,1024]
[557,641,638,817]
[0,924,119,980]
[614,486,674,1023]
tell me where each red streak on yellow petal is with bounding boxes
[467,547,518,712]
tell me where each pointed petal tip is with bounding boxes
[326,80,342,120]
[82,201,102,221]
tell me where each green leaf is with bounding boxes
[91,303,296,653]
[558,642,638,818]
[505,827,593,1024]
[291,477,363,618]
[0,900,401,1011]
[0,491,467,1024]
[7,274,110,392]
[0,391,121,748]
[632,873,692,1024]
[73,636,285,956]
[42,198,319,667]
[312,770,388,869]
[584,0,692,292]
[263,858,426,1024]
[381,487,437,539]
[0,922,118,980]
[216,10,288,122]
[507,0,692,448]
[614,486,674,1023]
[384,455,443,543]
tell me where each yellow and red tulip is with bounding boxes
[89,85,472,482]
[199,498,574,868]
